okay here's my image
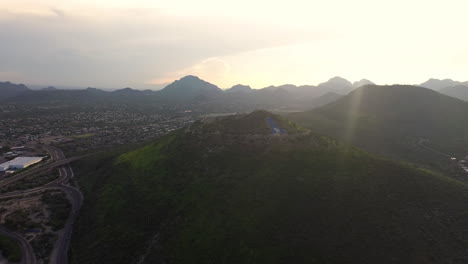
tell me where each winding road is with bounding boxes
[0,146,83,264]
[0,226,36,264]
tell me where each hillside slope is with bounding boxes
[290,85,468,163]
[72,111,468,264]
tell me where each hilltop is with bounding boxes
[71,111,468,263]
[189,110,303,135]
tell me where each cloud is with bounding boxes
[0,7,320,88]
[0,71,25,83]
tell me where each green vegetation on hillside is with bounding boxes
[72,111,468,263]
[0,234,21,262]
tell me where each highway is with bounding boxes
[48,163,83,264]
[0,156,80,188]
[0,146,83,264]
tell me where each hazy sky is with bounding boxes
[1,0,467,89]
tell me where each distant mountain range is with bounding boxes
[0,76,365,111]
[419,78,468,90]
[3,76,468,108]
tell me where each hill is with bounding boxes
[289,85,468,167]
[71,110,468,263]
[0,81,31,101]
[440,85,468,101]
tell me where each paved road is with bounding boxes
[0,157,80,188]
[0,226,36,264]
[49,163,83,264]
[0,146,83,264]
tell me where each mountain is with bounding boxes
[0,81,31,100]
[225,84,252,93]
[439,85,468,101]
[289,85,468,168]
[317,76,353,94]
[420,78,468,90]
[72,110,468,263]
[158,75,222,101]
[352,79,374,88]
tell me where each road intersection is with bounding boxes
[0,146,83,264]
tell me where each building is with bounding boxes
[0,157,44,172]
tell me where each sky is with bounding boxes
[1,0,467,90]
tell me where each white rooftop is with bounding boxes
[0,157,43,171]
